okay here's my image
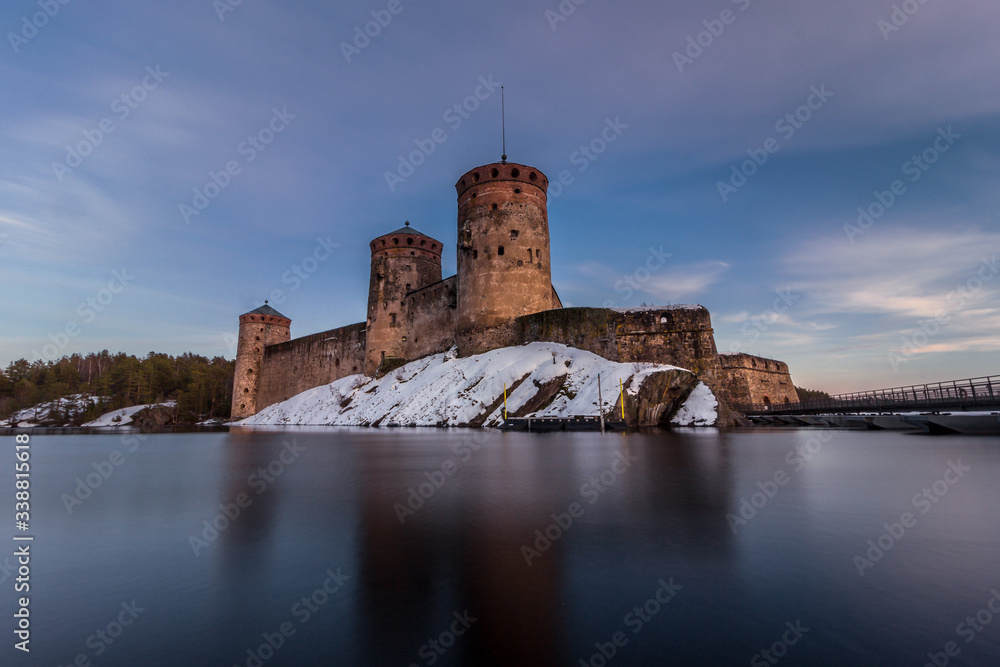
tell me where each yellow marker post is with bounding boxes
[619,378,625,420]
[503,382,508,420]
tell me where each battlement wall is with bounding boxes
[257,322,366,408]
[457,306,721,378]
[717,353,797,406]
[243,304,793,417]
[610,307,719,376]
[405,276,457,360]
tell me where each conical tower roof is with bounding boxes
[241,303,288,319]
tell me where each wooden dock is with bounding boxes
[498,416,627,432]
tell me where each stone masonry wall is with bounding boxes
[611,307,720,377]
[459,306,721,380]
[365,233,443,376]
[257,322,366,408]
[405,276,457,360]
[717,353,797,407]
[455,162,552,335]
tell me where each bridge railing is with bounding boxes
[736,375,1000,415]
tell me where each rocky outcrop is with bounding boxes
[240,343,718,428]
[617,369,700,427]
[130,405,176,429]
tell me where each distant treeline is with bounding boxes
[0,351,234,424]
[795,386,832,402]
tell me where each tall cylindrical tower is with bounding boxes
[231,303,291,419]
[365,223,443,376]
[455,162,552,341]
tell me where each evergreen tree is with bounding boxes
[0,351,235,423]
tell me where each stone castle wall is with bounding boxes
[246,306,797,416]
[609,308,720,377]
[458,306,721,379]
[717,353,797,407]
[405,276,457,360]
[257,322,366,408]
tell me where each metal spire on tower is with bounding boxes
[501,86,507,163]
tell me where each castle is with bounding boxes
[231,160,797,420]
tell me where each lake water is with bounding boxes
[3,427,999,666]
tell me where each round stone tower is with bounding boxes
[455,161,552,345]
[232,302,291,419]
[365,222,443,376]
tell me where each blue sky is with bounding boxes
[1,0,998,393]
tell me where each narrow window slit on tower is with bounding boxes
[498,246,505,256]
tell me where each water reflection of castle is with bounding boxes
[220,430,736,663]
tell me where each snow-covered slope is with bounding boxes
[81,401,176,427]
[241,342,717,427]
[0,398,179,428]
[1,394,107,427]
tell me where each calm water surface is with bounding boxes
[3,427,999,666]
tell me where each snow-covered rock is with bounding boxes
[241,342,716,427]
[81,401,176,427]
[671,382,718,426]
[1,394,107,427]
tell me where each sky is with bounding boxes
[1,0,998,394]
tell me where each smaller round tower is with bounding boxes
[455,161,552,345]
[231,302,291,419]
[365,222,443,376]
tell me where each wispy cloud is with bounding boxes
[784,227,1000,320]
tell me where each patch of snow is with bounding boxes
[81,401,176,427]
[241,342,695,428]
[671,382,718,427]
[2,394,108,427]
[612,305,703,313]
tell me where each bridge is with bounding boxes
[737,375,1000,416]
